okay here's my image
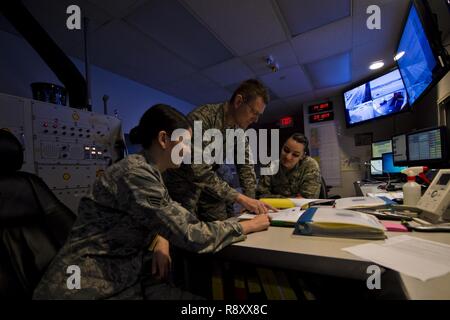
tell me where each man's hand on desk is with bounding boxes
[240,214,271,234]
[236,194,277,215]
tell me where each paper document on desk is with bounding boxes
[238,207,305,226]
[334,196,394,209]
[343,235,450,281]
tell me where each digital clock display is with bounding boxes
[308,102,333,114]
[309,111,334,123]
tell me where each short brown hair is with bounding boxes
[230,79,270,105]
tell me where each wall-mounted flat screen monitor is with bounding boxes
[343,69,409,126]
[396,0,449,105]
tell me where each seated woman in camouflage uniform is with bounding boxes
[256,133,321,199]
[33,104,270,300]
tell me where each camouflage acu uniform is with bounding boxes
[256,157,321,199]
[163,102,256,222]
[33,153,245,300]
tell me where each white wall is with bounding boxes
[0,30,195,133]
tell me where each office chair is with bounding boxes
[319,176,341,199]
[0,129,76,298]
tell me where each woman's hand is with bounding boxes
[152,235,171,281]
[240,214,271,234]
[236,194,277,214]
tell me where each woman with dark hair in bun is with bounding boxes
[34,104,270,300]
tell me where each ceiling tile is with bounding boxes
[276,0,351,36]
[202,58,254,86]
[88,0,147,19]
[126,0,233,68]
[87,20,196,87]
[241,41,298,76]
[259,66,313,98]
[305,51,351,89]
[181,0,287,56]
[291,16,352,64]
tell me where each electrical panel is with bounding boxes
[0,93,123,213]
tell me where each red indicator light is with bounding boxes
[279,116,293,127]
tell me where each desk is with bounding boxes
[354,181,403,197]
[219,226,450,300]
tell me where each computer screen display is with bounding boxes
[370,159,383,176]
[396,3,438,105]
[407,128,442,161]
[372,140,392,158]
[392,134,407,162]
[343,69,409,126]
[382,153,407,174]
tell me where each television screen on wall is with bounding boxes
[396,0,449,105]
[343,68,409,126]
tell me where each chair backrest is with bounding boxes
[0,129,76,298]
[319,176,328,199]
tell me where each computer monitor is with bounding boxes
[370,159,383,176]
[392,134,408,165]
[406,126,449,166]
[396,1,449,106]
[382,152,407,175]
[372,140,392,158]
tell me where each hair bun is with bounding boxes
[129,126,141,145]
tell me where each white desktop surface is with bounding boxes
[220,226,450,300]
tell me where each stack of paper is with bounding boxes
[343,235,450,281]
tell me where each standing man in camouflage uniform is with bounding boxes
[257,133,322,199]
[164,79,274,221]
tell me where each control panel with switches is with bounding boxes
[0,93,123,212]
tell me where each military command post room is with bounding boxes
[0,0,450,304]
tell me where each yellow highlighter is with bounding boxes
[260,198,295,209]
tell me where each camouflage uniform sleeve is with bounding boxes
[235,137,256,198]
[123,166,246,254]
[299,158,322,199]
